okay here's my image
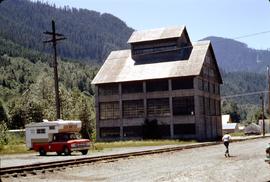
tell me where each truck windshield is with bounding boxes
[69,133,77,140]
[53,133,80,141]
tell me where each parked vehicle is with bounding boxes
[266,143,270,165]
[25,120,90,156]
[244,123,261,135]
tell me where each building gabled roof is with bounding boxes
[128,26,186,43]
[92,40,221,84]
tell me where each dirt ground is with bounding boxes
[2,138,269,182]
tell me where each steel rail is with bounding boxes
[0,142,218,177]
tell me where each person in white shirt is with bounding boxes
[222,133,231,157]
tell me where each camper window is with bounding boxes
[49,126,55,130]
[37,128,46,134]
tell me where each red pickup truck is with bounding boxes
[33,133,90,156]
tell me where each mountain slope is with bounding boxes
[203,36,270,73]
[0,0,133,62]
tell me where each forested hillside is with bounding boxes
[0,0,268,132]
[0,0,133,63]
[204,36,270,73]
[0,38,98,138]
[221,71,267,105]
[220,71,268,123]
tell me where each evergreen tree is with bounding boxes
[79,99,94,139]
[0,99,7,122]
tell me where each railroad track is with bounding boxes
[1,136,268,178]
[0,142,219,178]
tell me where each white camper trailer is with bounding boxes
[25,119,90,155]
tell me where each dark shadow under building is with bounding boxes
[92,26,223,141]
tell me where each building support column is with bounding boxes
[95,86,100,141]
[143,81,147,118]
[169,79,174,139]
[119,83,123,140]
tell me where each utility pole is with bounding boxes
[267,65,270,114]
[43,20,66,120]
[260,93,265,136]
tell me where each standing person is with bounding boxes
[222,132,231,157]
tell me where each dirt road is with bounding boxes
[2,138,270,182]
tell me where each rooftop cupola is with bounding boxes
[128,26,192,62]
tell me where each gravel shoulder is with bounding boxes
[1,137,270,182]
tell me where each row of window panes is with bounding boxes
[132,41,177,54]
[99,97,196,120]
[198,79,220,94]
[99,78,194,96]
[147,98,170,117]
[123,100,144,118]
[173,97,194,115]
[133,41,177,50]
[99,84,118,96]
[133,45,178,55]
[99,124,196,138]
[203,66,215,77]
[99,102,120,120]
[198,96,221,116]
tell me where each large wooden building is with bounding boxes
[92,26,223,141]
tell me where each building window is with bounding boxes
[122,82,143,94]
[209,83,215,94]
[204,81,209,92]
[49,126,55,130]
[210,99,216,116]
[205,56,211,64]
[215,84,220,95]
[147,98,170,117]
[174,124,196,135]
[204,97,210,116]
[216,100,221,115]
[123,126,143,137]
[132,41,178,55]
[203,67,209,76]
[99,102,119,120]
[198,96,205,115]
[172,77,193,90]
[172,97,194,115]
[37,128,46,134]
[209,68,214,77]
[158,125,171,137]
[146,79,168,92]
[198,79,203,91]
[100,127,120,138]
[123,100,144,118]
[99,84,118,96]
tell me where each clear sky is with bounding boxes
[36,0,270,49]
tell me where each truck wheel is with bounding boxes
[39,148,46,156]
[56,152,62,156]
[81,150,88,155]
[63,146,71,156]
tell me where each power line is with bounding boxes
[135,29,270,56]
[221,90,270,99]
[232,30,270,40]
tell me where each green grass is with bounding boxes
[1,138,196,154]
[0,144,32,155]
[230,132,245,137]
[0,133,32,155]
[91,139,196,151]
[0,128,196,154]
